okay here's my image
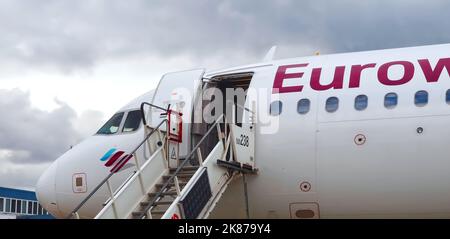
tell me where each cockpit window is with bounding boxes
[96,112,124,135]
[122,110,142,133]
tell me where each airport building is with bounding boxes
[0,186,53,219]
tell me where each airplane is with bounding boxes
[36,43,450,219]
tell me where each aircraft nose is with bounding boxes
[36,161,61,217]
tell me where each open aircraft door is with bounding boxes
[149,69,205,160]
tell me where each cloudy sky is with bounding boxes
[1,0,450,190]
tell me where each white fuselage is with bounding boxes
[37,43,450,218]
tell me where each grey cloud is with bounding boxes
[0,89,104,188]
[0,89,102,164]
[72,109,105,137]
[0,158,51,190]
[0,0,450,72]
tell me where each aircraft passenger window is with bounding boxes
[96,112,124,135]
[384,93,398,108]
[325,97,339,113]
[446,89,450,104]
[297,99,310,114]
[122,110,142,132]
[270,101,282,116]
[354,95,368,111]
[414,90,428,107]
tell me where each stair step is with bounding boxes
[162,174,194,180]
[155,182,187,188]
[162,177,192,184]
[148,191,178,197]
[131,212,145,219]
[132,209,166,218]
[151,210,166,214]
[140,200,174,207]
[169,166,199,172]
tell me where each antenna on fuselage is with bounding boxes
[262,45,277,62]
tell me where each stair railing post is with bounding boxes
[166,120,170,168]
[174,176,181,196]
[251,100,256,125]
[156,129,169,169]
[196,148,203,166]
[224,114,228,143]
[232,104,236,125]
[216,120,224,146]
[243,173,250,219]
[145,126,155,154]
[133,152,146,195]
[220,134,232,162]
[72,212,80,219]
[146,210,153,219]
[106,180,119,219]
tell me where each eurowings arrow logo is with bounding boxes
[100,148,134,173]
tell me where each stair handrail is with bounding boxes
[226,100,255,115]
[140,102,170,126]
[66,103,169,219]
[101,168,137,207]
[225,100,256,125]
[135,114,226,219]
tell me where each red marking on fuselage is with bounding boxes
[310,66,345,91]
[104,151,125,167]
[110,154,133,173]
[272,64,308,93]
[272,57,450,94]
[378,61,415,86]
[418,58,450,83]
[349,63,377,88]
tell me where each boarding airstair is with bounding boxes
[67,102,257,219]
